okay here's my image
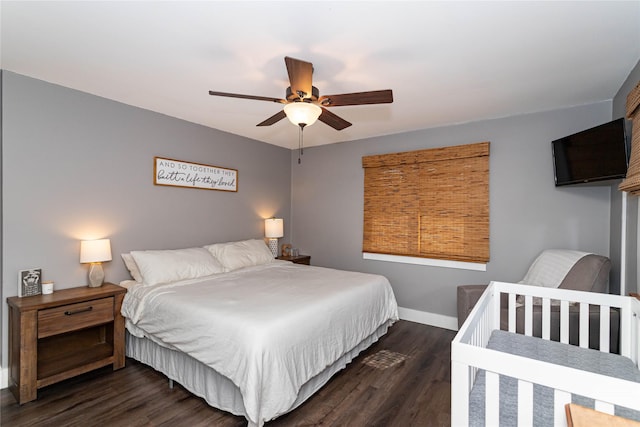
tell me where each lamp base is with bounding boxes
[267,238,278,258]
[88,263,104,287]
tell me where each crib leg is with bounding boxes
[451,360,470,425]
[168,379,174,389]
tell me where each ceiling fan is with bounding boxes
[208,56,394,132]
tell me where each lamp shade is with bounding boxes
[80,239,112,263]
[284,102,322,127]
[264,218,284,238]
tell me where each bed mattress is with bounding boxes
[469,330,640,426]
[126,321,393,425]
[121,261,398,426]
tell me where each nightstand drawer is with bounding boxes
[38,297,114,338]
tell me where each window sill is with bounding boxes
[362,252,486,271]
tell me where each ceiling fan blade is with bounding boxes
[318,108,352,131]
[257,110,287,127]
[284,56,313,99]
[319,89,393,107]
[208,90,287,104]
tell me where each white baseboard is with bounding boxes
[398,307,458,331]
[1,366,8,389]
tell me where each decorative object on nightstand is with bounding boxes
[264,218,284,257]
[41,281,54,294]
[18,268,42,297]
[80,239,112,287]
[7,283,127,404]
[277,254,311,265]
[281,243,292,257]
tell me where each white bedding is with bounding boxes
[121,261,398,426]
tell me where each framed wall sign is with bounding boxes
[154,157,238,192]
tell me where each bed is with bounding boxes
[451,281,640,426]
[119,239,399,427]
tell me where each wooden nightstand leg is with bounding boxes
[9,307,38,404]
[112,293,125,370]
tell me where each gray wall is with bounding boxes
[612,59,640,295]
[1,72,291,369]
[291,102,614,321]
[2,64,635,375]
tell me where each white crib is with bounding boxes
[451,281,640,426]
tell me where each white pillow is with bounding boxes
[121,253,143,283]
[205,239,274,272]
[519,249,590,288]
[130,247,225,285]
[118,279,139,290]
[516,249,590,307]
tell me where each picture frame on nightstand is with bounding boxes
[18,268,42,297]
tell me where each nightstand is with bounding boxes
[277,255,311,265]
[7,282,126,404]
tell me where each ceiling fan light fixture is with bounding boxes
[284,102,322,127]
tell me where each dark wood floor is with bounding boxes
[1,320,455,427]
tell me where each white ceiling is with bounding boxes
[2,1,639,150]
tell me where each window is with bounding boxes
[362,141,489,264]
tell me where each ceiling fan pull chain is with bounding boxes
[298,123,307,164]
[298,125,302,164]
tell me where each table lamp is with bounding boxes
[264,218,284,257]
[80,239,112,287]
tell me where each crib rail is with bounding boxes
[452,281,640,426]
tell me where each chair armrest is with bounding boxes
[457,284,488,328]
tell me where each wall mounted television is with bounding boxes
[552,118,629,187]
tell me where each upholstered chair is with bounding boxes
[457,250,616,351]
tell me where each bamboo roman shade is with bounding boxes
[363,142,490,264]
[619,80,640,195]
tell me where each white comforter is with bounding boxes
[121,261,398,426]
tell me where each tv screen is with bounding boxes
[552,118,629,186]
